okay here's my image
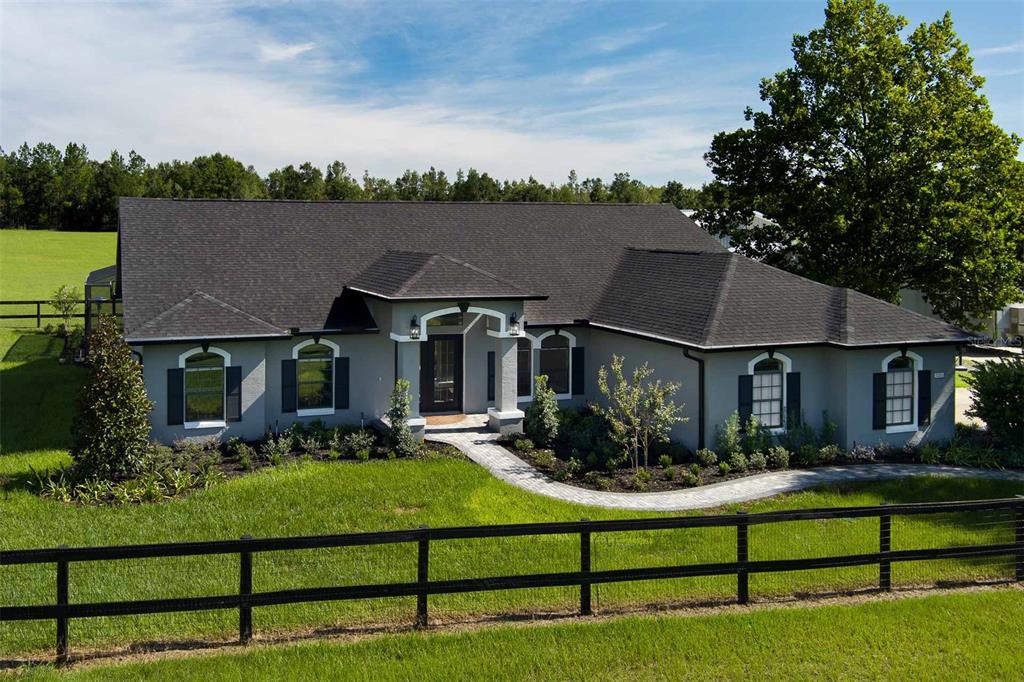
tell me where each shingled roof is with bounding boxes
[118,198,969,348]
[347,251,543,301]
[589,249,970,348]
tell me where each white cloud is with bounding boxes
[259,42,316,63]
[973,40,1024,57]
[587,23,668,53]
[0,3,723,184]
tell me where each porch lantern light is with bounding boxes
[410,315,421,339]
[509,313,521,336]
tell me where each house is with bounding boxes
[112,198,971,450]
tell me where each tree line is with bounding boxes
[0,142,709,231]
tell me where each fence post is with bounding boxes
[56,546,69,665]
[879,502,892,591]
[36,302,42,328]
[1015,497,1024,583]
[239,535,253,644]
[580,519,592,616]
[736,511,749,605]
[417,526,429,627]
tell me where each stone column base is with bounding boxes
[487,408,524,436]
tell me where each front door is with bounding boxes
[420,335,463,413]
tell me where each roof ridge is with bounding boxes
[436,253,530,294]
[394,253,438,297]
[132,290,285,336]
[701,253,738,345]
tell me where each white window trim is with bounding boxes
[178,346,230,429]
[747,352,792,435]
[881,350,923,434]
[293,338,340,417]
[527,329,576,401]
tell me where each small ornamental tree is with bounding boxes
[71,315,153,480]
[597,355,686,471]
[50,284,80,337]
[386,378,419,457]
[966,357,1024,449]
[525,374,559,447]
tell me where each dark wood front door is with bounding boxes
[420,335,463,413]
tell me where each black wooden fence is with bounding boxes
[0,299,120,327]
[3,497,1022,664]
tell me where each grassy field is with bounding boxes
[18,589,1024,680]
[0,230,117,300]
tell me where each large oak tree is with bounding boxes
[699,0,1024,328]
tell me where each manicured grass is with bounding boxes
[19,590,1024,680]
[3,328,1023,656]
[0,230,116,301]
[955,369,972,389]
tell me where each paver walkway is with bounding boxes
[426,425,1024,511]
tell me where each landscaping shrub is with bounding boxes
[532,449,557,469]
[820,411,838,445]
[847,444,876,462]
[743,416,770,455]
[918,443,942,465]
[818,444,843,464]
[748,451,767,471]
[695,448,718,467]
[966,357,1024,449]
[715,412,743,459]
[631,468,652,491]
[727,451,748,473]
[688,463,701,477]
[49,284,81,339]
[664,465,676,481]
[597,354,686,470]
[658,454,673,469]
[681,471,700,487]
[718,462,731,476]
[298,434,324,456]
[780,419,817,454]
[386,379,419,457]
[513,437,535,452]
[766,445,790,469]
[792,444,820,467]
[342,429,376,458]
[556,406,621,470]
[583,470,612,491]
[525,374,559,447]
[261,432,290,465]
[70,315,154,481]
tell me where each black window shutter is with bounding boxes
[226,366,242,422]
[786,372,801,427]
[738,374,753,426]
[167,368,184,426]
[872,372,887,430]
[571,346,585,396]
[487,351,495,401]
[917,369,931,427]
[335,357,350,410]
[282,359,297,413]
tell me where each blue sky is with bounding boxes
[2,1,1021,185]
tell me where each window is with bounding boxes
[539,334,570,395]
[517,337,532,397]
[297,343,334,411]
[885,356,914,426]
[751,358,783,428]
[185,352,225,423]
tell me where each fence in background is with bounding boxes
[3,497,1022,664]
[0,299,121,328]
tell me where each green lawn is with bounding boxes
[0,230,117,327]
[2,322,1023,657]
[19,589,1024,680]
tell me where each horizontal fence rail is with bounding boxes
[3,497,1022,664]
[0,299,120,327]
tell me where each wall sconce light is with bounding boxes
[410,315,421,339]
[509,313,521,336]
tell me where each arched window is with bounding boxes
[185,352,225,423]
[297,343,334,412]
[517,337,532,398]
[752,357,784,428]
[539,334,570,395]
[885,356,915,426]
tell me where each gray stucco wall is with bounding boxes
[141,333,393,443]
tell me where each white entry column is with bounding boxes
[488,335,524,435]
